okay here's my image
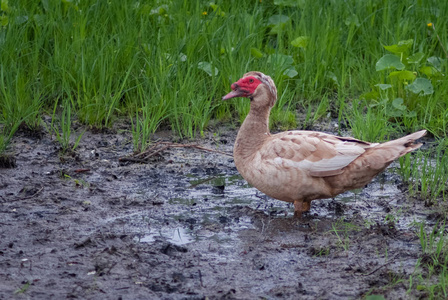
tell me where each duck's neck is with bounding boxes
[234,106,271,160]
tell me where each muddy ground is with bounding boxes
[0,121,439,299]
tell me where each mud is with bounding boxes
[0,122,436,299]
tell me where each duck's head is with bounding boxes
[222,71,277,108]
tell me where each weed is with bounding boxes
[311,246,331,257]
[14,282,30,294]
[63,174,89,188]
[0,122,21,155]
[331,223,350,252]
[399,140,448,203]
[412,221,448,299]
[45,98,85,154]
[130,83,170,152]
[418,221,447,259]
[330,219,360,252]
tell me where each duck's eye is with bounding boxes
[249,79,254,83]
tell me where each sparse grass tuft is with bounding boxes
[411,221,448,299]
[45,97,85,154]
[330,219,360,252]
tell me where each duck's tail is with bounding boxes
[368,130,427,168]
[380,129,426,153]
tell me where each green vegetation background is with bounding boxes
[0,0,447,150]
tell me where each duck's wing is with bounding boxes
[261,131,376,177]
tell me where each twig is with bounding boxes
[188,176,220,188]
[118,157,152,163]
[142,145,171,160]
[361,257,414,276]
[119,141,232,163]
[11,187,44,202]
[198,269,204,287]
[133,141,173,159]
[361,260,396,276]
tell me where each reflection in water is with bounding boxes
[169,227,193,245]
[136,227,194,245]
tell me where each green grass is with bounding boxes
[347,99,395,142]
[0,0,447,152]
[399,139,448,203]
[410,221,448,299]
[330,218,360,252]
[45,96,85,154]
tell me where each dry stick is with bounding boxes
[133,141,174,159]
[361,260,396,277]
[198,269,204,287]
[361,257,415,277]
[142,145,172,160]
[11,187,44,202]
[119,142,232,163]
[188,176,219,188]
[118,157,150,163]
[189,144,233,157]
[145,143,232,159]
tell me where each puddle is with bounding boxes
[137,233,156,243]
[135,227,194,245]
[133,169,427,251]
[132,173,259,248]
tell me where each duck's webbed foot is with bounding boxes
[293,200,311,218]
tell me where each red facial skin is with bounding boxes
[222,76,262,100]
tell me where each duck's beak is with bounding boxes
[222,83,247,100]
[222,90,242,100]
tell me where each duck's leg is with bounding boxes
[302,201,311,212]
[293,200,304,218]
[293,200,311,218]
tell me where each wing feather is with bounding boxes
[262,131,372,177]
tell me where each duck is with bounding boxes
[222,71,426,217]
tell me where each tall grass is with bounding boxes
[0,0,447,153]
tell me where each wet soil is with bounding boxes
[0,122,436,299]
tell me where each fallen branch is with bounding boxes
[119,141,232,163]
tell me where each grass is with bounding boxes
[0,0,447,154]
[330,218,360,252]
[410,221,448,299]
[46,96,85,154]
[14,281,30,295]
[347,99,395,142]
[398,140,448,203]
